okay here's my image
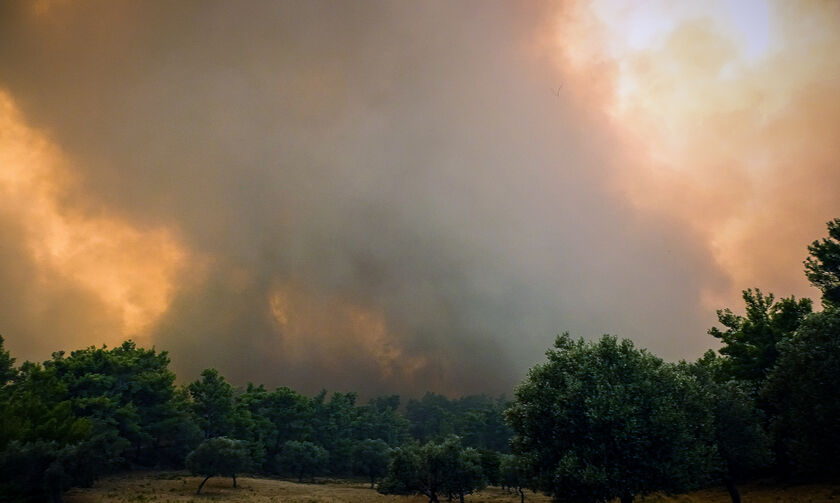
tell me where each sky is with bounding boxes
[0,0,838,397]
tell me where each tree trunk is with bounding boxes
[723,475,741,503]
[370,475,375,489]
[459,491,465,503]
[518,487,525,503]
[50,488,64,503]
[232,473,237,488]
[197,475,211,494]
[620,492,633,503]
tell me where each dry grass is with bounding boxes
[63,472,551,503]
[64,472,840,503]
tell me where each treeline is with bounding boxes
[0,335,510,501]
[1,218,839,503]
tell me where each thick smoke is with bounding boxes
[0,1,790,396]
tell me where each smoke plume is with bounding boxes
[0,0,837,396]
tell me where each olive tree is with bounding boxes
[379,437,485,503]
[506,334,716,503]
[445,443,486,503]
[762,307,840,477]
[353,438,390,488]
[185,437,250,494]
[276,440,328,482]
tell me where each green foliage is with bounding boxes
[45,341,197,466]
[378,445,422,496]
[188,368,235,439]
[0,440,67,503]
[708,289,812,384]
[805,218,840,308]
[406,393,454,442]
[379,441,447,503]
[379,437,486,503]
[235,383,313,471]
[456,396,513,452]
[357,395,411,446]
[185,436,250,494]
[713,381,771,474]
[0,344,119,503]
[405,392,512,451]
[353,438,390,487]
[276,440,328,482]
[0,340,199,501]
[479,449,501,486]
[762,307,840,476]
[0,361,92,450]
[443,440,486,503]
[0,334,16,385]
[0,436,123,503]
[506,334,716,503]
[309,392,362,460]
[683,354,772,503]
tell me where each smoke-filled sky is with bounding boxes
[1,0,838,397]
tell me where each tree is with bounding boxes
[353,438,390,488]
[0,359,91,450]
[0,436,124,503]
[357,395,411,446]
[378,445,422,496]
[499,454,529,503]
[379,438,486,503]
[406,393,455,443]
[378,441,447,503]
[0,440,68,503]
[687,354,772,503]
[442,439,486,503]
[405,393,511,451]
[185,437,250,494]
[188,368,235,439]
[713,381,772,502]
[0,342,162,502]
[805,217,840,308]
[506,334,716,503]
[276,440,328,482]
[0,334,16,386]
[405,441,447,503]
[45,341,192,466]
[478,449,501,487]
[708,289,811,384]
[236,384,313,472]
[762,307,840,477]
[453,395,513,452]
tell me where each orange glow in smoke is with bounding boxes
[0,90,188,342]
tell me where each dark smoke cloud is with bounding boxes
[0,0,728,397]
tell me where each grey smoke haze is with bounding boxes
[0,0,734,396]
